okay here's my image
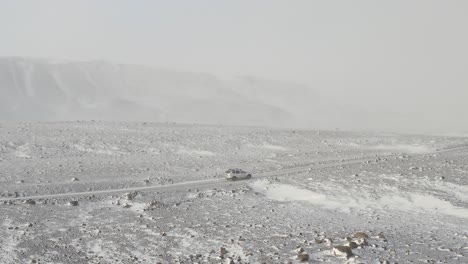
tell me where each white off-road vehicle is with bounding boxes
[225,168,252,181]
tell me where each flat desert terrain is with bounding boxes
[1,122,468,263]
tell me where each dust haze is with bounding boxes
[2,2,468,264]
[1,1,467,133]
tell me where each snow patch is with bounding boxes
[73,143,125,155]
[250,180,327,204]
[380,173,468,203]
[246,143,288,151]
[250,180,468,219]
[371,144,433,154]
[128,202,146,213]
[348,142,433,154]
[177,148,215,156]
[433,182,468,203]
[88,239,105,257]
[0,219,19,262]
[22,62,35,97]
[50,69,72,96]
[439,132,468,138]
[187,193,199,199]
[15,144,32,158]
[263,144,289,151]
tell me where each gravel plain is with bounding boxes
[1,122,468,263]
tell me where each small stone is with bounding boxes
[353,232,369,238]
[71,177,79,182]
[295,247,304,253]
[378,233,387,242]
[69,201,79,206]
[296,253,309,262]
[332,246,354,259]
[220,247,227,257]
[345,241,358,249]
[356,237,368,246]
[324,237,333,246]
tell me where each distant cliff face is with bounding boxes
[0,57,317,127]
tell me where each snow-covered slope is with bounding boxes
[0,57,316,127]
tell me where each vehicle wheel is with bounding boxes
[232,176,237,181]
[246,174,252,179]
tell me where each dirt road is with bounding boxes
[1,145,466,202]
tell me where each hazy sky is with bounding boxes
[1,1,468,132]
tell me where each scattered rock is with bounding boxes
[144,201,163,211]
[69,201,79,206]
[224,257,234,264]
[124,192,138,201]
[24,199,36,205]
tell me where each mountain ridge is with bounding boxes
[0,57,315,128]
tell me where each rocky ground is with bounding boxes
[1,122,468,263]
